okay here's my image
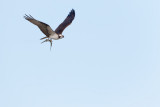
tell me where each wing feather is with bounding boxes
[24,14,54,37]
[55,9,75,34]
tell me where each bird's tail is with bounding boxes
[40,37,48,40]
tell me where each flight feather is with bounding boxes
[55,9,75,34]
[24,14,54,37]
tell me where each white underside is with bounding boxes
[49,33,59,40]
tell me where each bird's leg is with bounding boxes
[41,38,53,50]
[41,39,49,44]
[50,39,53,50]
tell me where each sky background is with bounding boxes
[1,0,160,107]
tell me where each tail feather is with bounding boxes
[40,37,48,40]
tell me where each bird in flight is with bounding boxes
[24,9,75,49]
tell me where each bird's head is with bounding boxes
[59,34,64,39]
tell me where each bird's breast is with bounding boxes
[49,33,59,40]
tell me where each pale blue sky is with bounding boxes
[1,0,160,107]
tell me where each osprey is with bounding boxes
[24,9,75,49]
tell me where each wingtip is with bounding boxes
[69,9,75,16]
[71,9,75,13]
[29,14,34,19]
[23,14,34,19]
[24,14,27,19]
[24,14,29,18]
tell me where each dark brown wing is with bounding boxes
[24,14,54,37]
[55,9,75,34]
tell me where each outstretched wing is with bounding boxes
[24,14,54,37]
[55,9,75,34]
